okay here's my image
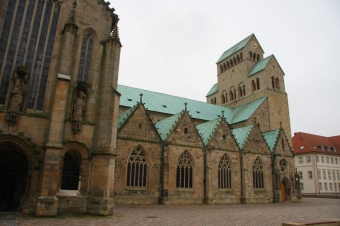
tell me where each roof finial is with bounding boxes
[221,110,225,119]
[140,93,143,104]
[67,1,77,24]
[184,102,187,111]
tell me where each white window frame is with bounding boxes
[299,157,303,163]
[306,156,311,163]
[308,171,313,179]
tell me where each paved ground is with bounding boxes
[0,198,339,226]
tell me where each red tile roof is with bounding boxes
[292,132,340,155]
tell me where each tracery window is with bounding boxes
[218,155,232,189]
[77,33,94,82]
[279,159,287,172]
[61,150,81,190]
[176,151,193,188]
[126,147,147,187]
[253,158,264,189]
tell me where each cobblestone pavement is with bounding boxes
[0,198,339,226]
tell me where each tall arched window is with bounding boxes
[218,155,231,189]
[253,158,264,189]
[272,76,275,88]
[61,150,81,190]
[227,61,230,69]
[252,80,255,92]
[256,78,260,90]
[243,85,246,96]
[240,52,243,61]
[77,33,94,82]
[249,51,253,61]
[220,65,223,73]
[257,54,260,62]
[253,53,257,62]
[126,147,147,187]
[276,77,280,89]
[237,55,240,64]
[239,86,243,97]
[221,94,225,104]
[176,151,193,188]
[230,59,233,67]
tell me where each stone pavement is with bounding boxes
[0,198,339,226]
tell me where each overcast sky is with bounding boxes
[109,0,340,137]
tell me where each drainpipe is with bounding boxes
[159,141,164,204]
[203,146,207,204]
[240,148,244,204]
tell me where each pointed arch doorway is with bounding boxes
[0,151,28,211]
[281,178,290,202]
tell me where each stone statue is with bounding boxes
[72,90,86,122]
[8,77,24,112]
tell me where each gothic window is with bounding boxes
[218,155,232,189]
[77,33,94,82]
[279,159,287,172]
[253,158,264,189]
[61,150,81,190]
[176,151,193,188]
[126,147,147,187]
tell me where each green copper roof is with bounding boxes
[118,103,139,130]
[155,112,183,141]
[196,118,221,145]
[262,129,280,152]
[216,34,253,64]
[118,85,265,125]
[206,83,218,97]
[248,55,273,77]
[232,125,254,149]
[230,96,266,123]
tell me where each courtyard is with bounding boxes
[0,198,339,226]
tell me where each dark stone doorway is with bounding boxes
[0,151,28,211]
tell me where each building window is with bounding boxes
[330,183,333,191]
[331,157,334,164]
[77,33,94,82]
[335,158,338,164]
[326,157,329,164]
[299,157,303,163]
[337,171,340,180]
[126,147,147,187]
[176,151,193,188]
[300,183,304,191]
[332,171,336,180]
[335,183,338,191]
[316,156,319,163]
[328,171,331,180]
[323,171,326,180]
[321,156,325,163]
[218,155,232,189]
[184,128,188,134]
[279,159,287,172]
[324,183,328,191]
[256,78,260,90]
[253,158,264,189]
[319,183,322,191]
[308,171,313,179]
[61,150,81,190]
[306,156,311,163]
[298,171,303,180]
[318,170,321,179]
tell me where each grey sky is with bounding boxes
[109,0,340,137]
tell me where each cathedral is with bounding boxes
[0,0,300,216]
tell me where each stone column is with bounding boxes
[88,37,121,215]
[36,22,78,216]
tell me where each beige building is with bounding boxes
[0,0,299,217]
[292,132,340,194]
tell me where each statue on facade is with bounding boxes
[72,90,86,122]
[8,78,24,112]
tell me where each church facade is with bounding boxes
[0,0,300,217]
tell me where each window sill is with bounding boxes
[218,188,233,192]
[125,187,148,191]
[176,188,194,192]
[254,188,266,192]
[56,190,80,196]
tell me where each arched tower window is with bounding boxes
[220,65,223,73]
[276,77,280,89]
[240,52,243,61]
[218,155,232,189]
[249,51,253,61]
[257,54,260,62]
[243,84,246,96]
[256,78,260,90]
[252,80,255,92]
[239,86,243,97]
[237,55,240,64]
[221,94,225,104]
[233,89,236,100]
[253,53,257,62]
[126,147,147,187]
[214,97,217,105]
[61,150,81,190]
[253,158,264,189]
[77,33,94,82]
[230,59,233,67]
[272,76,275,88]
[233,57,236,65]
[223,63,226,71]
[226,61,230,69]
[176,151,193,188]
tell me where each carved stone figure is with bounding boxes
[72,90,86,122]
[8,77,24,112]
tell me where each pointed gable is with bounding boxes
[248,55,284,77]
[232,125,254,149]
[118,103,161,143]
[159,111,203,147]
[262,129,280,153]
[196,118,221,146]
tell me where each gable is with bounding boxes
[243,126,271,155]
[206,119,239,151]
[118,104,161,143]
[274,131,293,157]
[167,111,203,148]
